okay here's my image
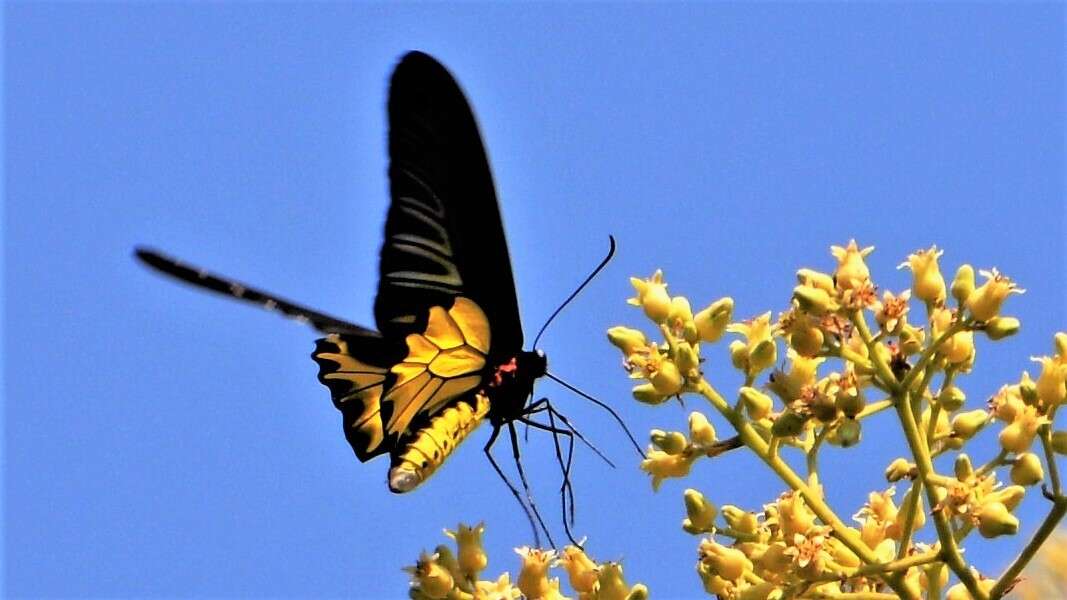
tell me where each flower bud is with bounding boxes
[721,505,758,534]
[951,264,975,306]
[954,454,974,481]
[640,450,696,491]
[683,488,718,532]
[885,458,914,482]
[792,285,838,316]
[632,383,668,405]
[688,411,717,446]
[515,547,557,600]
[729,340,748,371]
[699,541,752,581]
[694,298,733,343]
[827,418,861,448]
[1033,356,1067,407]
[951,409,989,440]
[987,484,1026,511]
[444,523,487,578]
[607,326,648,356]
[999,420,1037,454]
[796,268,835,293]
[771,410,806,438]
[749,339,777,375]
[558,545,597,594]
[985,316,1020,340]
[650,429,688,455]
[976,501,1019,538]
[1055,332,1067,360]
[937,385,966,412]
[650,359,683,395]
[1010,452,1044,486]
[899,323,925,355]
[675,342,701,377]
[669,296,693,328]
[788,320,825,357]
[943,330,975,365]
[739,387,773,420]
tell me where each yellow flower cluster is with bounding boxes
[405,523,648,600]
[609,242,1066,600]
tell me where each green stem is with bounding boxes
[850,312,900,393]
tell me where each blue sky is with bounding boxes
[5,3,1064,598]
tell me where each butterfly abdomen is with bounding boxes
[388,393,491,493]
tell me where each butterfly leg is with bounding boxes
[518,412,581,547]
[483,424,542,548]
[506,422,556,549]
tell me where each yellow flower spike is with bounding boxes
[976,500,1020,538]
[639,449,697,491]
[1032,355,1067,407]
[885,458,915,482]
[405,552,456,600]
[899,245,947,306]
[628,271,671,324]
[792,284,839,316]
[1010,452,1044,486]
[872,289,911,334]
[557,545,597,595]
[444,523,488,579]
[683,488,719,532]
[951,264,976,307]
[630,383,668,406]
[649,429,688,455]
[797,268,836,293]
[698,539,753,581]
[985,316,1021,340]
[965,268,1025,322]
[950,409,989,441]
[514,547,562,600]
[473,573,520,600]
[1052,430,1067,454]
[830,240,874,292]
[694,297,733,343]
[739,386,774,420]
[688,411,717,447]
[606,327,648,357]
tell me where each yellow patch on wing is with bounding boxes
[314,335,389,455]
[383,297,491,436]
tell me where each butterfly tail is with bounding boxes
[387,393,490,493]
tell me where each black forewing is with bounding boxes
[374,51,523,359]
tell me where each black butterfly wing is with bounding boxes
[375,51,523,360]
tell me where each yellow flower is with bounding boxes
[777,491,817,539]
[640,449,697,491]
[767,349,824,403]
[557,545,597,595]
[683,488,718,532]
[698,539,753,581]
[688,411,717,447]
[515,547,563,600]
[898,245,946,305]
[727,312,778,375]
[796,268,836,293]
[405,552,456,599]
[1010,452,1044,486]
[976,501,1019,538]
[631,383,668,405]
[444,522,488,578]
[999,405,1049,453]
[951,264,976,306]
[830,240,874,291]
[792,284,839,316]
[474,573,520,600]
[1033,355,1067,407]
[739,386,773,420]
[593,562,642,600]
[965,268,1024,321]
[628,270,671,323]
[951,409,989,441]
[985,316,1021,340]
[694,297,734,343]
[872,289,911,334]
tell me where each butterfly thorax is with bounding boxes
[486,350,546,424]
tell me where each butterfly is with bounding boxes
[136,51,637,546]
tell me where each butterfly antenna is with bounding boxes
[532,235,616,350]
[546,371,646,459]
